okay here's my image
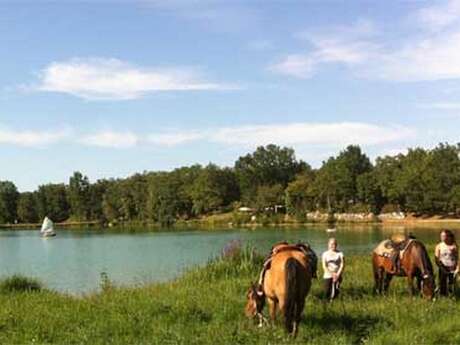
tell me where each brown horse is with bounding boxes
[245,244,313,337]
[372,239,435,299]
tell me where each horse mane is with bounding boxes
[410,240,433,275]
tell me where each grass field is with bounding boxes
[0,247,459,345]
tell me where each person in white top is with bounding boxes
[434,229,459,296]
[322,237,344,301]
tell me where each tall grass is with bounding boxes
[0,249,458,344]
[0,275,42,293]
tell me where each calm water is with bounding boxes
[0,225,457,294]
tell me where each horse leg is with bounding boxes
[383,273,393,293]
[373,264,382,294]
[407,274,416,296]
[379,268,387,294]
[267,298,277,323]
[415,276,422,292]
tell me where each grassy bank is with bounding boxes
[0,248,459,344]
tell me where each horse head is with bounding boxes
[244,283,265,318]
[414,240,436,300]
[420,273,436,300]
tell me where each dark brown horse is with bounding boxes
[372,239,435,299]
[245,244,313,337]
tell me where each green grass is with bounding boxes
[0,249,459,344]
[0,275,43,293]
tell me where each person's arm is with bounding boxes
[336,253,345,278]
[434,244,442,267]
[454,245,459,275]
[322,253,328,276]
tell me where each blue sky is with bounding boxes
[1,0,460,191]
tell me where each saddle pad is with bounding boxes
[373,239,395,257]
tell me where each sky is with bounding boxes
[1,0,460,191]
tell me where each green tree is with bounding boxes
[234,144,308,203]
[146,173,183,225]
[373,154,405,208]
[357,171,384,214]
[422,144,460,213]
[285,171,316,216]
[68,171,91,220]
[0,181,19,223]
[254,184,284,211]
[86,180,108,221]
[35,184,69,222]
[101,180,122,222]
[190,164,239,215]
[313,145,372,212]
[17,192,38,223]
[389,144,460,214]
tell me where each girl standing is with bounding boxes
[435,230,459,296]
[322,237,345,301]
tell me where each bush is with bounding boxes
[231,211,252,225]
[0,275,42,293]
[381,204,401,213]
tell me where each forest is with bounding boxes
[1,143,460,225]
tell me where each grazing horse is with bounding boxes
[245,243,313,337]
[372,239,435,299]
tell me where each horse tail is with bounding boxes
[284,257,298,333]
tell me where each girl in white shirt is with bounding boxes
[322,237,345,301]
[435,229,459,296]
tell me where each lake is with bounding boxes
[0,225,457,294]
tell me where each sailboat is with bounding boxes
[40,217,56,237]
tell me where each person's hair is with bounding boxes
[328,237,337,245]
[440,229,456,245]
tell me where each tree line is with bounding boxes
[1,143,460,225]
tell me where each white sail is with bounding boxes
[40,217,55,235]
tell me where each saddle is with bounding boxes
[374,235,414,274]
[258,242,318,286]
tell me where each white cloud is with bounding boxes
[272,8,460,82]
[365,29,460,81]
[79,131,139,148]
[0,126,69,147]
[0,122,415,152]
[209,122,414,147]
[270,54,315,78]
[34,57,236,100]
[270,20,378,78]
[148,131,205,146]
[148,122,415,148]
[416,0,460,32]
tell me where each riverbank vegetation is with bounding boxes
[1,143,460,227]
[0,248,458,344]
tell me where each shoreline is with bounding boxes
[0,220,101,230]
[3,217,460,230]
